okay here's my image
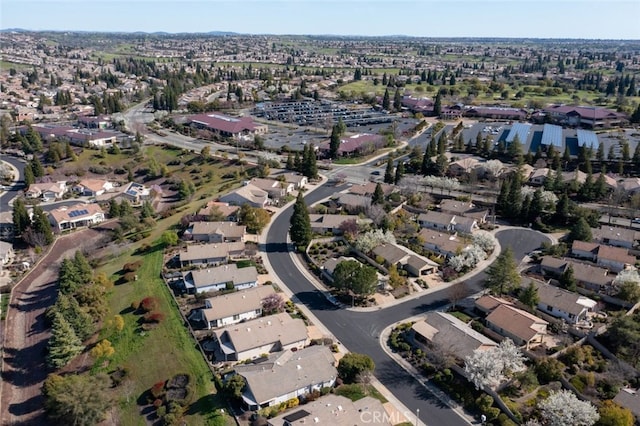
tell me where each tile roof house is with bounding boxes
[189,113,268,140]
[308,214,371,235]
[592,226,639,249]
[571,241,636,273]
[218,184,269,208]
[197,201,240,221]
[439,200,488,223]
[25,181,67,201]
[179,241,245,267]
[0,241,14,270]
[73,179,114,197]
[540,256,613,293]
[267,394,392,426]
[271,172,308,189]
[182,263,258,294]
[346,181,396,197]
[48,203,105,233]
[528,168,550,186]
[214,312,308,362]
[412,312,498,360]
[234,345,336,411]
[474,295,513,315]
[199,285,276,329]
[485,304,548,349]
[417,211,478,234]
[448,157,480,176]
[333,193,371,213]
[418,228,470,259]
[371,243,438,276]
[248,178,294,201]
[529,280,597,325]
[186,221,246,243]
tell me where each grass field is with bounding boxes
[0,60,33,72]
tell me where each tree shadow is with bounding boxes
[7,394,46,418]
[410,298,449,315]
[11,283,57,313]
[2,341,50,387]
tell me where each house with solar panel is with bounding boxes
[121,182,152,205]
[48,203,105,233]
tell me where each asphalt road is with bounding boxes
[0,155,26,213]
[266,182,550,425]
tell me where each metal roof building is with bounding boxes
[541,124,563,148]
[505,123,532,145]
[577,129,599,150]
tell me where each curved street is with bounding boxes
[265,182,550,425]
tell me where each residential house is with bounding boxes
[474,294,513,315]
[189,112,268,140]
[347,181,396,198]
[25,181,67,201]
[448,157,479,176]
[529,280,597,325]
[417,211,478,234]
[412,312,498,360]
[235,345,336,410]
[48,203,105,233]
[199,285,276,329]
[371,243,438,276]
[121,182,152,205]
[613,388,640,419]
[308,214,371,235]
[271,171,307,189]
[418,228,469,259]
[592,226,638,249]
[267,394,392,426]
[197,201,240,221]
[333,193,371,213]
[214,312,308,362]
[218,184,269,208]
[439,199,488,224]
[74,179,114,197]
[248,178,294,201]
[179,242,245,267]
[485,304,548,349]
[539,256,613,293]
[0,241,14,270]
[186,221,246,243]
[182,263,258,293]
[571,241,636,273]
[528,168,550,186]
[318,133,385,158]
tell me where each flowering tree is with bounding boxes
[354,229,396,254]
[464,339,525,390]
[538,390,599,426]
[448,244,487,272]
[472,231,497,252]
[521,186,558,208]
[482,159,504,178]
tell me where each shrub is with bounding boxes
[140,296,159,313]
[144,311,165,324]
[123,260,143,272]
[151,381,166,399]
[123,272,137,282]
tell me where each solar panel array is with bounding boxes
[505,123,532,144]
[68,209,89,218]
[576,129,599,150]
[541,124,563,148]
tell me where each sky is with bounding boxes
[1,0,639,40]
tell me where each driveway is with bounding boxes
[1,225,112,425]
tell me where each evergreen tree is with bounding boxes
[46,312,85,368]
[31,156,44,178]
[31,205,54,245]
[421,147,432,175]
[382,88,390,110]
[622,140,631,162]
[293,152,302,172]
[435,154,449,176]
[289,193,311,250]
[631,104,640,124]
[555,192,571,224]
[508,135,524,164]
[596,143,605,162]
[485,248,521,295]
[301,143,318,179]
[593,173,607,200]
[372,183,384,205]
[394,161,405,184]
[49,294,94,341]
[108,199,121,218]
[506,172,523,218]
[393,88,402,111]
[519,282,539,309]
[437,131,447,155]
[530,189,545,222]
[496,178,511,216]
[559,265,577,291]
[568,217,593,242]
[434,91,442,116]
[286,153,295,170]
[329,124,341,159]
[140,200,154,219]
[563,145,571,164]
[384,158,394,184]
[12,198,30,236]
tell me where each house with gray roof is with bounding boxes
[485,304,548,349]
[372,243,438,276]
[539,256,613,293]
[199,285,276,329]
[571,240,636,273]
[214,312,308,362]
[218,183,269,208]
[592,226,639,249]
[267,394,392,426]
[179,242,245,267]
[182,263,258,293]
[186,221,247,243]
[528,280,597,325]
[234,345,336,410]
[308,214,371,235]
[417,211,478,234]
[418,228,469,259]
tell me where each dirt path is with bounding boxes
[1,226,111,426]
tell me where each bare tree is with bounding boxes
[447,282,469,309]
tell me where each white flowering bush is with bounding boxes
[464,339,525,390]
[448,244,487,272]
[538,390,599,426]
[422,176,461,193]
[521,186,558,208]
[614,269,640,285]
[472,231,497,253]
[354,229,396,254]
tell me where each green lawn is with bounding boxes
[0,60,32,71]
[100,246,232,426]
[334,384,388,404]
